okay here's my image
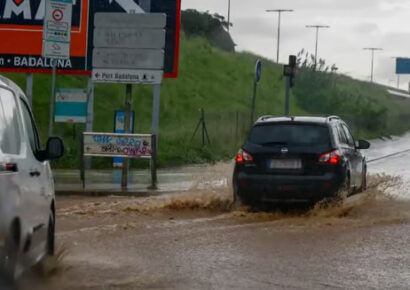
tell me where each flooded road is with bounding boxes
[19,137,410,289]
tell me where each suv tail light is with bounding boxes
[319,150,341,164]
[236,149,254,163]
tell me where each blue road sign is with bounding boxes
[255,59,262,83]
[113,110,135,167]
[396,58,410,74]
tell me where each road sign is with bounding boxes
[94,12,166,28]
[396,58,410,74]
[89,0,181,78]
[0,0,181,77]
[93,28,166,49]
[92,69,163,84]
[92,13,166,84]
[55,88,88,123]
[255,59,262,83]
[83,133,152,159]
[42,0,73,59]
[93,49,164,70]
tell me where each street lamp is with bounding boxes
[266,9,294,63]
[305,25,330,71]
[363,48,383,83]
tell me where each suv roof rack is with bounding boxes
[327,115,341,121]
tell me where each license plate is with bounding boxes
[268,159,302,169]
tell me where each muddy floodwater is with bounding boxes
[19,136,410,289]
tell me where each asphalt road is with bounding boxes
[17,137,410,289]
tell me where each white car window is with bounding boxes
[20,98,40,155]
[0,88,21,154]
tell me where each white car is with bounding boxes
[0,75,63,282]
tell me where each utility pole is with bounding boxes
[363,47,383,83]
[266,9,294,63]
[305,25,330,71]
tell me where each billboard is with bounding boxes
[0,0,181,77]
[0,0,89,74]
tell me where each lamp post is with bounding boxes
[363,48,383,83]
[305,25,330,71]
[266,9,294,63]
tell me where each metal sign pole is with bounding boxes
[25,73,33,107]
[48,60,57,137]
[250,80,257,126]
[250,59,261,126]
[150,84,160,189]
[122,84,133,188]
[86,76,94,169]
[285,76,291,117]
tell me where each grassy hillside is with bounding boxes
[4,35,410,169]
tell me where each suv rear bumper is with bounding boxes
[235,171,344,203]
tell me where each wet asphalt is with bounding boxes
[18,137,410,289]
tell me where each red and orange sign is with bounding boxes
[0,0,180,77]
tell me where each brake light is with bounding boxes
[319,150,341,164]
[236,149,253,163]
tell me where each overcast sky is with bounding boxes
[182,0,410,89]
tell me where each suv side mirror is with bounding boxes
[38,137,64,161]
[356,139,370,150]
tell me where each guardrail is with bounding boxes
[80,132,157,190]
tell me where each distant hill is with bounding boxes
[3,36,410,168]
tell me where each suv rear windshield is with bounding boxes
[249,123,330,146]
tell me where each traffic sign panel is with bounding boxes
[92,48,165,70]
[396,58,410,74]
[92,69,163,84]
[93,28,166,49]
[94,12,166,28]
[42,0,73,59]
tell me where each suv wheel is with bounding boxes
[359,168,367,193]
[47,210,55,256]
[338,174,352,200]
[232,182,243,209]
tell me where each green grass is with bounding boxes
[4,35,410,169]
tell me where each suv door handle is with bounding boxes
[29,170,41,177]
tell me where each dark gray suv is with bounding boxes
[233,116,370,207]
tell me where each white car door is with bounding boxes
[17,97,51,247]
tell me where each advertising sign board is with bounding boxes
[0,0,181,77]
[0,0,89,74]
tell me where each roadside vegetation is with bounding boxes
[4,10,410,169]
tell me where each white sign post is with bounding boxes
[42,0,74,137]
